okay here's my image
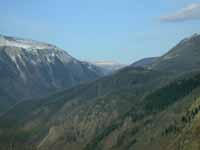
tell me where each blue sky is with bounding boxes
[0,0,200,64]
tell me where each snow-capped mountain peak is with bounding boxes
[0,34,105,110]
[0,34,58,50]
[0,34,75,66]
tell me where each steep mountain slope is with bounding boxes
[86,71,200,150]
[131,57,158,68]
[151,33,200,72]
[0,66,172,150]
[131,34,200,72]
[0,68,198,150]
[0,34,104,113]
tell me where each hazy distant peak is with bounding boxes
[0,34,59,50]
[94,61,124,66]
[91,61,125,74]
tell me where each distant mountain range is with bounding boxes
[1,33,200,150]
[92,61,125,74]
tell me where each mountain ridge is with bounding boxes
[150,33,200,72]
[0,33,200,150]
[0,34,59,50]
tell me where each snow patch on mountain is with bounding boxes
[0,34,75,65]
[0,34,57,50]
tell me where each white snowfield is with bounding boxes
[0,34,75,66]
[0,34,58,50]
